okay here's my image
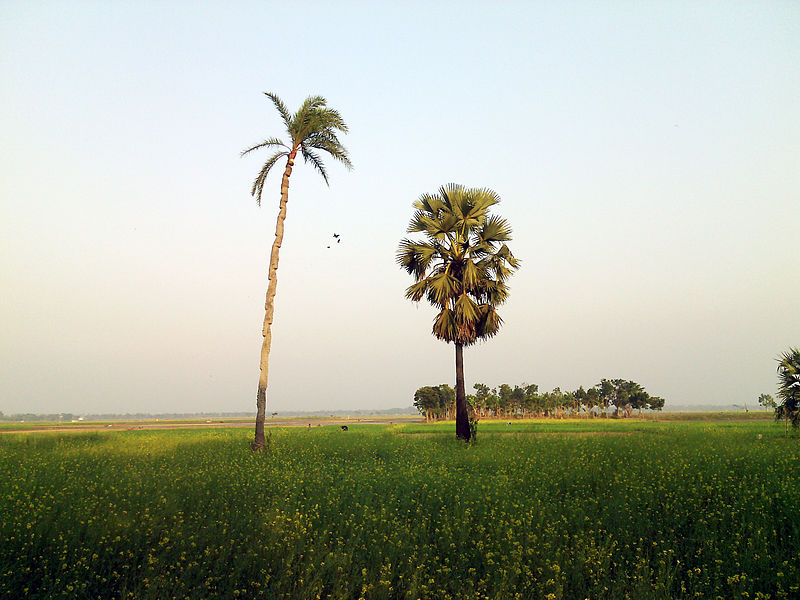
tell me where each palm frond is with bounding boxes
[405,280,429,302]
[454,294,479,324]
[432,308,457,342]
[427,271,461,306]
[480,214,513,243]
[250,151,288,205]
[241,137,288,157]
[300,147,329,185]
[476,305,503,340]
[777,347,800,401]
[397,239,439,278]
[305,133,352,170]
[461,259,481,290]
[306,104,348,134]
[413,193,445,216]
[264,92,293,131]
[471,187,501,211]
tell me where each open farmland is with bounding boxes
[1,420,798,599]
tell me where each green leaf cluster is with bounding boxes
[775,347,800,430]
[242,93,353,205]
[397,184,519,346]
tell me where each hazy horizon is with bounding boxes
[2,2,798,415]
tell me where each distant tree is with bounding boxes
[413,385,456,421]
[549,387,564,418]
[585,387,600,418]
[573,386,588,418]
[522,384,539,417]
[413,386,440,422]
[498,384,513,418]
[596,379,615,418]
[398,184,519,441]
[757,393,776,410]
[436,384,456,420]
[613,380,641,417]
[510,385,526,417]
[775,347,800,436]
[466,393,477,416]
[629,389,651,416]
[473,383,492,418]
[242,93,352,451]
[648,396,665,411]
[562,390,578,418]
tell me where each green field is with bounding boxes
[1,420,797,599]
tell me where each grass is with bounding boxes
[0,420,797,599]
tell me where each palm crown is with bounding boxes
[242,93,352,205]
[397,184,519,346]
[776,347,800,430]
[777,348,800,399]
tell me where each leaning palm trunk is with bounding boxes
[253,153,295,451]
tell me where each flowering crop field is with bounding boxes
[1,420,798,599]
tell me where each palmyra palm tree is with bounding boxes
[397,184,519,440]
[776,347,800,436]
[242,93,351,451]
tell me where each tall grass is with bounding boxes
[0,421,797,599]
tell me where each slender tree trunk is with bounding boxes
[253,151,296,451]
[455,343,470,440]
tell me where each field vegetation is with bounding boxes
[1,420,798,599]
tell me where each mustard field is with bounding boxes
[1,420,798,599]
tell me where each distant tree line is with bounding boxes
[414,379,665,422]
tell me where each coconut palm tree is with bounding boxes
[776,347,800,436]
[242,93,351,451]
[397,184,519,440]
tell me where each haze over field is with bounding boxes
[1,2,798,415]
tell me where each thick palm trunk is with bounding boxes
[455,343,470,441]
[253,152,295,451]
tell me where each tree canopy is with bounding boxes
[775,347,800,434]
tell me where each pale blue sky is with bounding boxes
[1,1,798,414]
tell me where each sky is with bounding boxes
[1,1,798,415]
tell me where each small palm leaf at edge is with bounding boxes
[264,92,293,130]
[240,137,288,157]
